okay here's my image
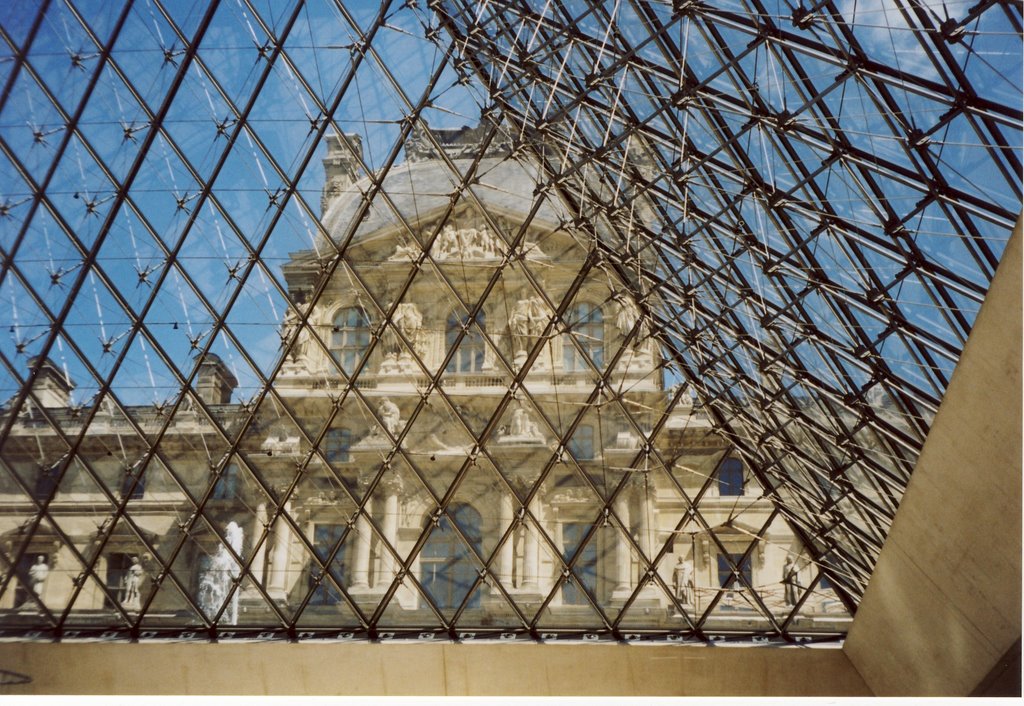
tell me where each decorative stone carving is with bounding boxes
[198,521,244,625]
[433,224,503,260]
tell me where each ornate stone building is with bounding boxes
[0,126,850,641]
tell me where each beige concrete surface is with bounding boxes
[0,641,871,695]
[843,216,1023,695]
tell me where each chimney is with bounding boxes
[27,357,74,408]
[195,354,238,405]
[321,132,363,214]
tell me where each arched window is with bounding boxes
[446,310,485,373]
[324,428,351,464]
[564,302,604,372]
[718,458,744,496]
[420,503,482,610]
[332,307,370,371]
[569,424,595,461]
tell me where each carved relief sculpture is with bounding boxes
[499,404,545,444]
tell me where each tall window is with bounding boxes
[332,307,370,371]
[561,522,598,605]
[120,467,145,500]
[420,503,482,610]
[717,552,753,589]
[33,465,58,502]
[212,463,240,500]
[446,311,485,373]
[718,458,744,496]
[104,552,133,609]
[569,424,595,461]
[310,524,346,606]
[564,302,604,371]
[324,428,351,464]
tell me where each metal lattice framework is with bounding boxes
[0,0,1018,644]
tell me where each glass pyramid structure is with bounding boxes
[0,0,1018,644]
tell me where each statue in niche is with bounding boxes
[198,521,244,625]
[378,397,402,437]
[392,303,423,351]
[280,306,309,364]
[501,404,543,443]
[673,556,694,606]
[509,296,549,351]
[782,556,800,606]
[121,555,143,612]
[26,555,48,605]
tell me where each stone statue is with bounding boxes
[405,123,433,162]
[612,293,647,340]
[509,296,549,351]
[378,397,402,437]
[280,306,308,363]
[392,303,423,351]
[27,555,48,604]
[782,556,800,606]
[198,521,244,624]
[121,555,143,611]
[673,556,694,605]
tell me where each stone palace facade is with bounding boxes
[0,125,850,640]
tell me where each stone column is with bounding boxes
[267,502,291,601]
[498,493,515,590]
[614,492,632,595]
[522,499,541,591]
[637,486,654,561]
[378,476,402,589]
[251,503,268,584]
[351,497,374,589]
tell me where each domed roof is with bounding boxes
[319,155,571,251]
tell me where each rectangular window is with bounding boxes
[717,552,752,589]
[104,553,133,609]
[717,459,744,496]
[212,464,240,500]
